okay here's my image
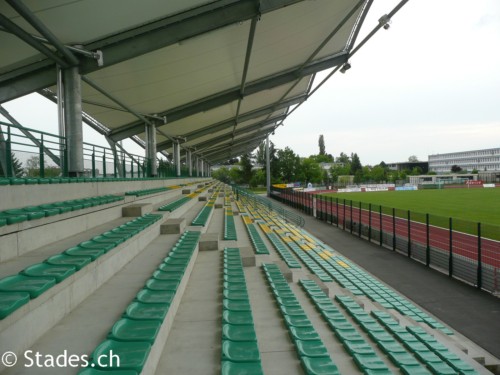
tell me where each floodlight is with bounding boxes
[378,14,391,30]
[340,62,351,74]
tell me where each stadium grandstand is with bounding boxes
[0,1,499,374]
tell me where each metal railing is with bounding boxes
[0,121,193,179]
[270,186,500,294]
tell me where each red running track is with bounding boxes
[277,192,500,269]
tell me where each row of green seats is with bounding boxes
[158,196,192,212]
[371,311,477,375]
[261,228,301,267]
[224,208,237,241]
[240,218,268,254]
[79,231,201,374]
[0,195,124,227]
[0,214,162,319]
[299,280,395,374]
[221,248,263,375]
[0,176,181,186]
[281,237,332,282]
[262,264,340,375]
[125,187,172,197]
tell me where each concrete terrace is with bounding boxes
[0,179,498,374]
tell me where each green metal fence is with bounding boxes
[0,121,192,179]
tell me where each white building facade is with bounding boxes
[428,147,500,173]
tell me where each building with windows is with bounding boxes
[428,147,500,173]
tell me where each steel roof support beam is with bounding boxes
[6,0,79,66]
[156,111,288,151]
[107,52,348,141]
[180,120,281,152]
[0,14,68,68]
[0,0,305,103]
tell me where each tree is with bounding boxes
[276,147,300,182]
[25,155,40,177]
[336,152,350,164]
[370,165,387,182]
[451,165,462,173]
[408,155,419,162]
[0,153,23,177]
[298,157,323,184]
[330,163,350,183]
[212,166,231,183]
[249,169,266,187]
[239,153,254,184]
[318,134,326,156]
[255,140,279,180]
[350,153,362,175]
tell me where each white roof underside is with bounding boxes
[0,0,370,163]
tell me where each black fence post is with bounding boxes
[350,200,353,234]
[358,201,362,237]
[368,203,372,241]
[330,196,333,225]
[392,208,396,251]
[91,146,96,178]
[477,222,482,289]
[343,199,346,231]
[407,210,411,257]
[426,213,430,267]
[449,217,453,277]
[379,205,383,246]
[336,198,339,228]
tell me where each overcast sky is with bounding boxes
[272,0,500,165]
[1,0,499,167]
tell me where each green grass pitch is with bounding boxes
[321,188,500,239]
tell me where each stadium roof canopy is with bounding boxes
[0,0,372,164]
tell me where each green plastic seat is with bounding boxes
[221,340,260,362]
[158,263,186,273]
[425,361,457,375]
[21,263,76,283]
[124,301,170,321]
[0,291,30,318]
[289,326,321,341]
[79,367,138,374]
[79,241,115,253]
[45,254,92,270]
[284,314,313,328]
[145,279,179,291]
[0,211,28,224]
[152,270,183,281]
[65,246,105,260]
[220,361,264,375]
[108,318,161,343]
[388,352,420,367]
[222,323,257,342]
[222,310,254,326]
[344,340,376,355]
[223,299,251,312]
[135,289,175,304]
[300,356,339,375]
[91,340,151,372]
[0,274,55,298]
[400,364,432,375]
[223,290,249,301]
[353,353,391,372]
[296,340,330,358]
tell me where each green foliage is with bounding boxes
[276,147,300,182]
[451,164,462,173]
[250,169,266,187]
[350,153,362,175]
[212,166,231,183]
[298,157,323,184]
[239,153,254,184]
[370,165,387,182]
[0,152,23,177]
[318,134,325,156]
